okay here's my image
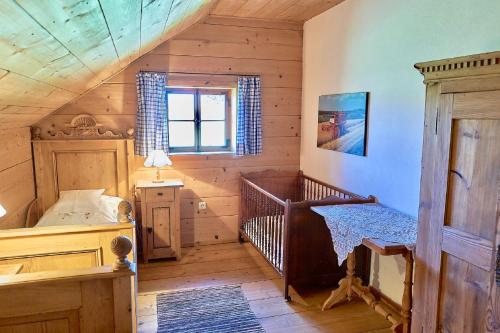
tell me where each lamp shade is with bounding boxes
[0,204,6,218]
[144,150,172,168]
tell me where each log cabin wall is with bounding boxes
[35,16,302,246]
[0,128,36,229]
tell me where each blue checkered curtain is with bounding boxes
[135,71,169,157]
[236,76,262,156]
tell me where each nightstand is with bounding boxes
[136,179,183,262]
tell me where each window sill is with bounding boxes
[169,151,236,157]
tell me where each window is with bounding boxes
[167,88,233,153]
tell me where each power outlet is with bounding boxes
[198,201,207,210]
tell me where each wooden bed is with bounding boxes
[240,170,376,300]
[0,235,136,332]
[0,115,137,270]
[0,116,138,331]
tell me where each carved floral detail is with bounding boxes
[31,114,135,140]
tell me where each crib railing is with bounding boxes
[240,172,365,275]
[240,178,287,273]
[299,173,363,201]
[241,170,375,300]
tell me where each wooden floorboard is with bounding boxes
[137,243,392,333]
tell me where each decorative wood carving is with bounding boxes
[31,114,134,140]
[126,128,135,139]
[415,51,500,81]
[31,127,41,140]
[111,235,133,271]
[321,244,413,333]
[118,200,134,224]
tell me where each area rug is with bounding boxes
[156,285,265,333]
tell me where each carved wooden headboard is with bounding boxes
[31,114,135,214]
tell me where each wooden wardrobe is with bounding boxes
[412,52,500,333]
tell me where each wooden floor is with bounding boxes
[137,242,392,333]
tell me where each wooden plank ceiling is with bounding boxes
[0,0,216,129]
[0,0,342,130]
[211,0,344,22]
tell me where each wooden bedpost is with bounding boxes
[118,200,134,223]
[25,198,42,228]
[111,235,133,271]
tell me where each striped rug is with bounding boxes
[156,285,265,333]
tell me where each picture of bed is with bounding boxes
[317,92,368,156]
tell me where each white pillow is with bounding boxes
[52,189,105,214]
[99,195,124,222]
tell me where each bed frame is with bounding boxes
[0,236,136,332]
[0,116,138,331]
[0,114,137,269]
[240,170,376,300]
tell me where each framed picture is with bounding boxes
[316,92,368,156]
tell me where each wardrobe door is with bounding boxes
[441,91,499,333]
[414,90,500,333]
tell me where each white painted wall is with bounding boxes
[301,0,500,302]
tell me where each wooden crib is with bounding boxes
[240,170,376,300]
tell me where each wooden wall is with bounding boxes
[36,16,302,246]
[0,127,35,229]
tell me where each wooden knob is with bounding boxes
[118,200,133,223]
[111,236,133,271]
[31,126,41,140]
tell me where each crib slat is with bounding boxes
[256,187,259,244]
[264,195,269,258]
[252,186,256,239]
[309,181,312,200]
[267,196,271,260]
[243,182,247,231]
[262,197,269,257]
[278,211,282,271]
[259,193,265,250]
[274,205,280,269]
[270,199,274,261]
[274,205,279,268]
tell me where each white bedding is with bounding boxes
[36,195,123,227]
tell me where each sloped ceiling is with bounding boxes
[210,0,344,22]
[0,0,343,130]
[0,0,216,129]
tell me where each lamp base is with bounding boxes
[153,167,164,183]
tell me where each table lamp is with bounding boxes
[144,150,172,183]
[0,204,6,218]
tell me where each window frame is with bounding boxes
[166,87,232,154]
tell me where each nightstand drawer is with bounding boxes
[145,187,175,202]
